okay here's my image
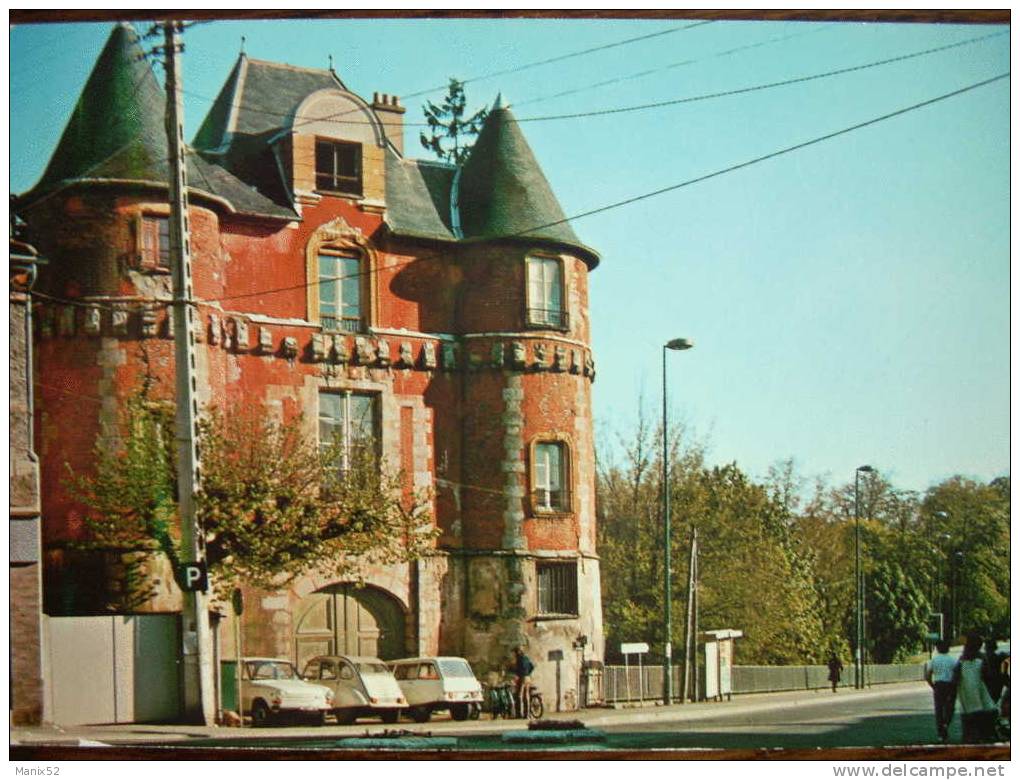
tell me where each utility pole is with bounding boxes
[163,19,214,725]
[682,526,697,703]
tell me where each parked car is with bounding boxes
[302,655,406,725]
[239,657,334,727]
[389,656,484,722]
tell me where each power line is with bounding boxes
[514,22,837,107]
[179,28,1006,133]
[213,71,1009,305]
[441,21,714,92]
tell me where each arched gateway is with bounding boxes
[294,584,406,668]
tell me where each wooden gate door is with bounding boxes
[295,585,405,670]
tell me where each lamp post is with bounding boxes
[662,337,693,705]
[854,464,874,689]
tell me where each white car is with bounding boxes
[302,655,406,725]
[239,657,334,727]
[389,656,484,722]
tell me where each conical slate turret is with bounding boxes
[26,23,169,199]
[458,105,598,266]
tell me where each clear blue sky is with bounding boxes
[9,16,1010,496]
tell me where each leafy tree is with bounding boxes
[69,393,437,602]
[920,476,1010,639]
[419,78,489,165]
[597,413,826,666]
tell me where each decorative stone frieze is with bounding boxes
[570,349,582,374]
[234,317,249,350]
[553,346,567,372]
[84,306,101,336]
[141,306,158,338]
[491,342,505,368]
[282,336,298,359]
[421,342,437,370]
[533,342,547,368]
[333,334,350,363]
[398,341,413,366]
[376,339,391,366]
[164,312,174,339]
[354,336,375,364]
[311,333,328,361]
[584,354,595,379]
[208,314,220,345]
[441,342,458,371]
[511,341,526,369]
[58,306,75,337]
[111,305,128,336]
[257,326,273,354]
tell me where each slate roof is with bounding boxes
[19,24,295,220]
[457,104,598,267]
[23,24,598,264]
[384,151,457,241]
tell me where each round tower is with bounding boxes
[441,103,604,708]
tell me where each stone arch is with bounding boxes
[294,582,408,668]
[291,88,385,147]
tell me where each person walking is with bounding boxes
[925,639,957,743]
[510,646,535,719]
[955,633,998,743]
[827,653,844,693]
[982,638,1007,704]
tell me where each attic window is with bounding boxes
[315,139,362,196]
[139,215,170,271]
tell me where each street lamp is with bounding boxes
[854,464,874,690]
[662,337,693,705]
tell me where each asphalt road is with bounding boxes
[594,686,955,751]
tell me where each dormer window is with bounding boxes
[315,139,362,196]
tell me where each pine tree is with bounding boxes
[419,78,489,165]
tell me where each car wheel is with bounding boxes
[469,703,481,720]
[311,711,327,727]
[251,700,271,728]
[381,710,400,724]
[451,703,470,721]
[411,705,431,723]
[335,708,358,726]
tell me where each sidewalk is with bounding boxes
[10,681,926,747]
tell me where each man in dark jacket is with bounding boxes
[511,646,535,718]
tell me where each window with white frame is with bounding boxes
[537,561,578,615]
[526,254,567,329]
[318,391,378,472]
[319,251,364,332]
[532,440,569,512]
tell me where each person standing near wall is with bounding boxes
[510,646,535,719]
[925,639,958,743]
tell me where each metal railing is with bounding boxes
[526,308,569,329]
[602,663,925,703]
[320,314,364,333]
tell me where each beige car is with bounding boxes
[239,657,334,727]
[302,655,406,725]
[389,656,483,723]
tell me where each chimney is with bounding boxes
[372,92,406,155]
